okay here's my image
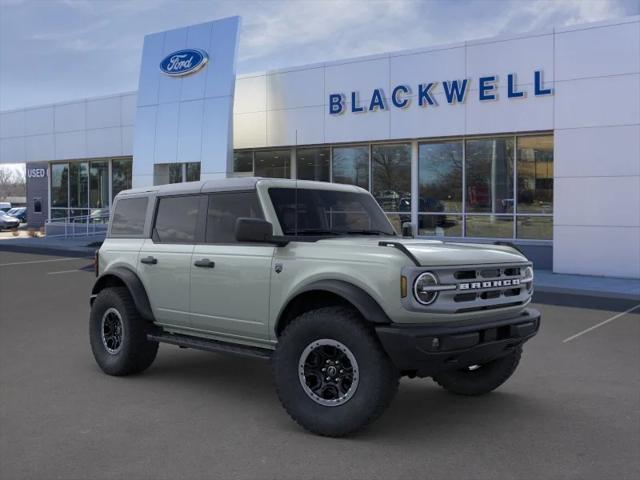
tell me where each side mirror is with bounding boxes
[401,222,414,238]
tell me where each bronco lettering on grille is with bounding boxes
[458,279,521,290]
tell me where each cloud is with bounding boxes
[0,0,636,110]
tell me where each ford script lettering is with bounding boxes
[459,279,521,290]
[159,49,209,77]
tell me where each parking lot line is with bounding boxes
[47,269,85,275]
[562,303,640,343]
[0,258,81,267]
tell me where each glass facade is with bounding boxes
[89,161,109,209]
[112,158,132,199]
[186,162,201,182]
[254,149,290,178]
[332,145,369,189]
[296,147,330,182]
[232,133,553,240]
[46,133,553,241]
[50,157,132,221]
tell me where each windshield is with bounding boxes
[269,188,397,237]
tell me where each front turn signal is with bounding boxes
[400,276,407,298]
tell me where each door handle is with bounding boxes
[194,259,215,268]
[140,256,158,265]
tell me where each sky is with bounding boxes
[1,0,639,113]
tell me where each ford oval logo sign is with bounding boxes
[159,49,209,77]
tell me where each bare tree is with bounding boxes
[0,167,26,200]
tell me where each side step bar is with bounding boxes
[147,332,273,360]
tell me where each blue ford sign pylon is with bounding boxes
[159,49,209,76]
[133,16,240,188]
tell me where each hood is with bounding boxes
[317,237,527,266]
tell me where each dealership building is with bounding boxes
[0,15,638,278]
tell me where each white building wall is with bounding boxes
[0,92,136,163]
[552,19,640,279]
[1,16,638,278]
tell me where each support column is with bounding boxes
[411,140,419,236]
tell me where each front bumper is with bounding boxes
[375,308,540,377]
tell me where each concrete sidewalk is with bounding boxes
[0,235,103,257]
[535,269,640,300]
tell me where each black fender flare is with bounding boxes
[91,267,154,321]
[281,279,392,326]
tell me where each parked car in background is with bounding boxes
[0,202,12,213]
[0,211,20,230]
[6,207,27,223]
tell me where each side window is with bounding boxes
[205,192,263,244]
[153,195,201,244]
[110,197,148,236]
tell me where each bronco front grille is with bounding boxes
[403,263,533,314]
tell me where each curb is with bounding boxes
[533,289,640,312]
[535,286,640,302]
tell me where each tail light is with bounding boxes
[94,250,99,277]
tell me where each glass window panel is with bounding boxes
[169,164,183,184]
[465,137,514,213]
[153,164,170,185]
[51,208,68,220]
[51,163,69,208]
[296,147,330,181]
[372,144,411,212]
[254,149,291,178]
[233,151,253,173]
[112,158,132,199]
[69,162,88,208]
[70,209,90,222]
[186,162,200,182]
[89,161,109,209]
[418,141,462,213]
[517,135,553,213]
[110,197,148,236]
[465,215,514,238]
[418,214,462,237]
[206,192,263,244]
[153,195,200,243]
[153,163,183,185]
[332,146,369,189]
[517,216,552,240]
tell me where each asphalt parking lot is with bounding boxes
[0,251,638,480]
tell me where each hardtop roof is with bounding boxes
[115,177,366,198]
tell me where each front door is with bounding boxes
[189,191,274,341]
[138,194,203,329]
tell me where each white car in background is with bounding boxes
[0,211,20,230]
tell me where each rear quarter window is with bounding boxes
[110,197,148,237]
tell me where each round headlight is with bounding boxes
[414,272,439,305]
[523,266,534,292]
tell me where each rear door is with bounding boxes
[138,194,205,328]
[189,191,274,341]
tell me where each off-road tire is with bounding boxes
[273,306,399,437]
[432,347,522,396]
[89,286,158,376]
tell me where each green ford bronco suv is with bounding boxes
[90,177,540,436]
